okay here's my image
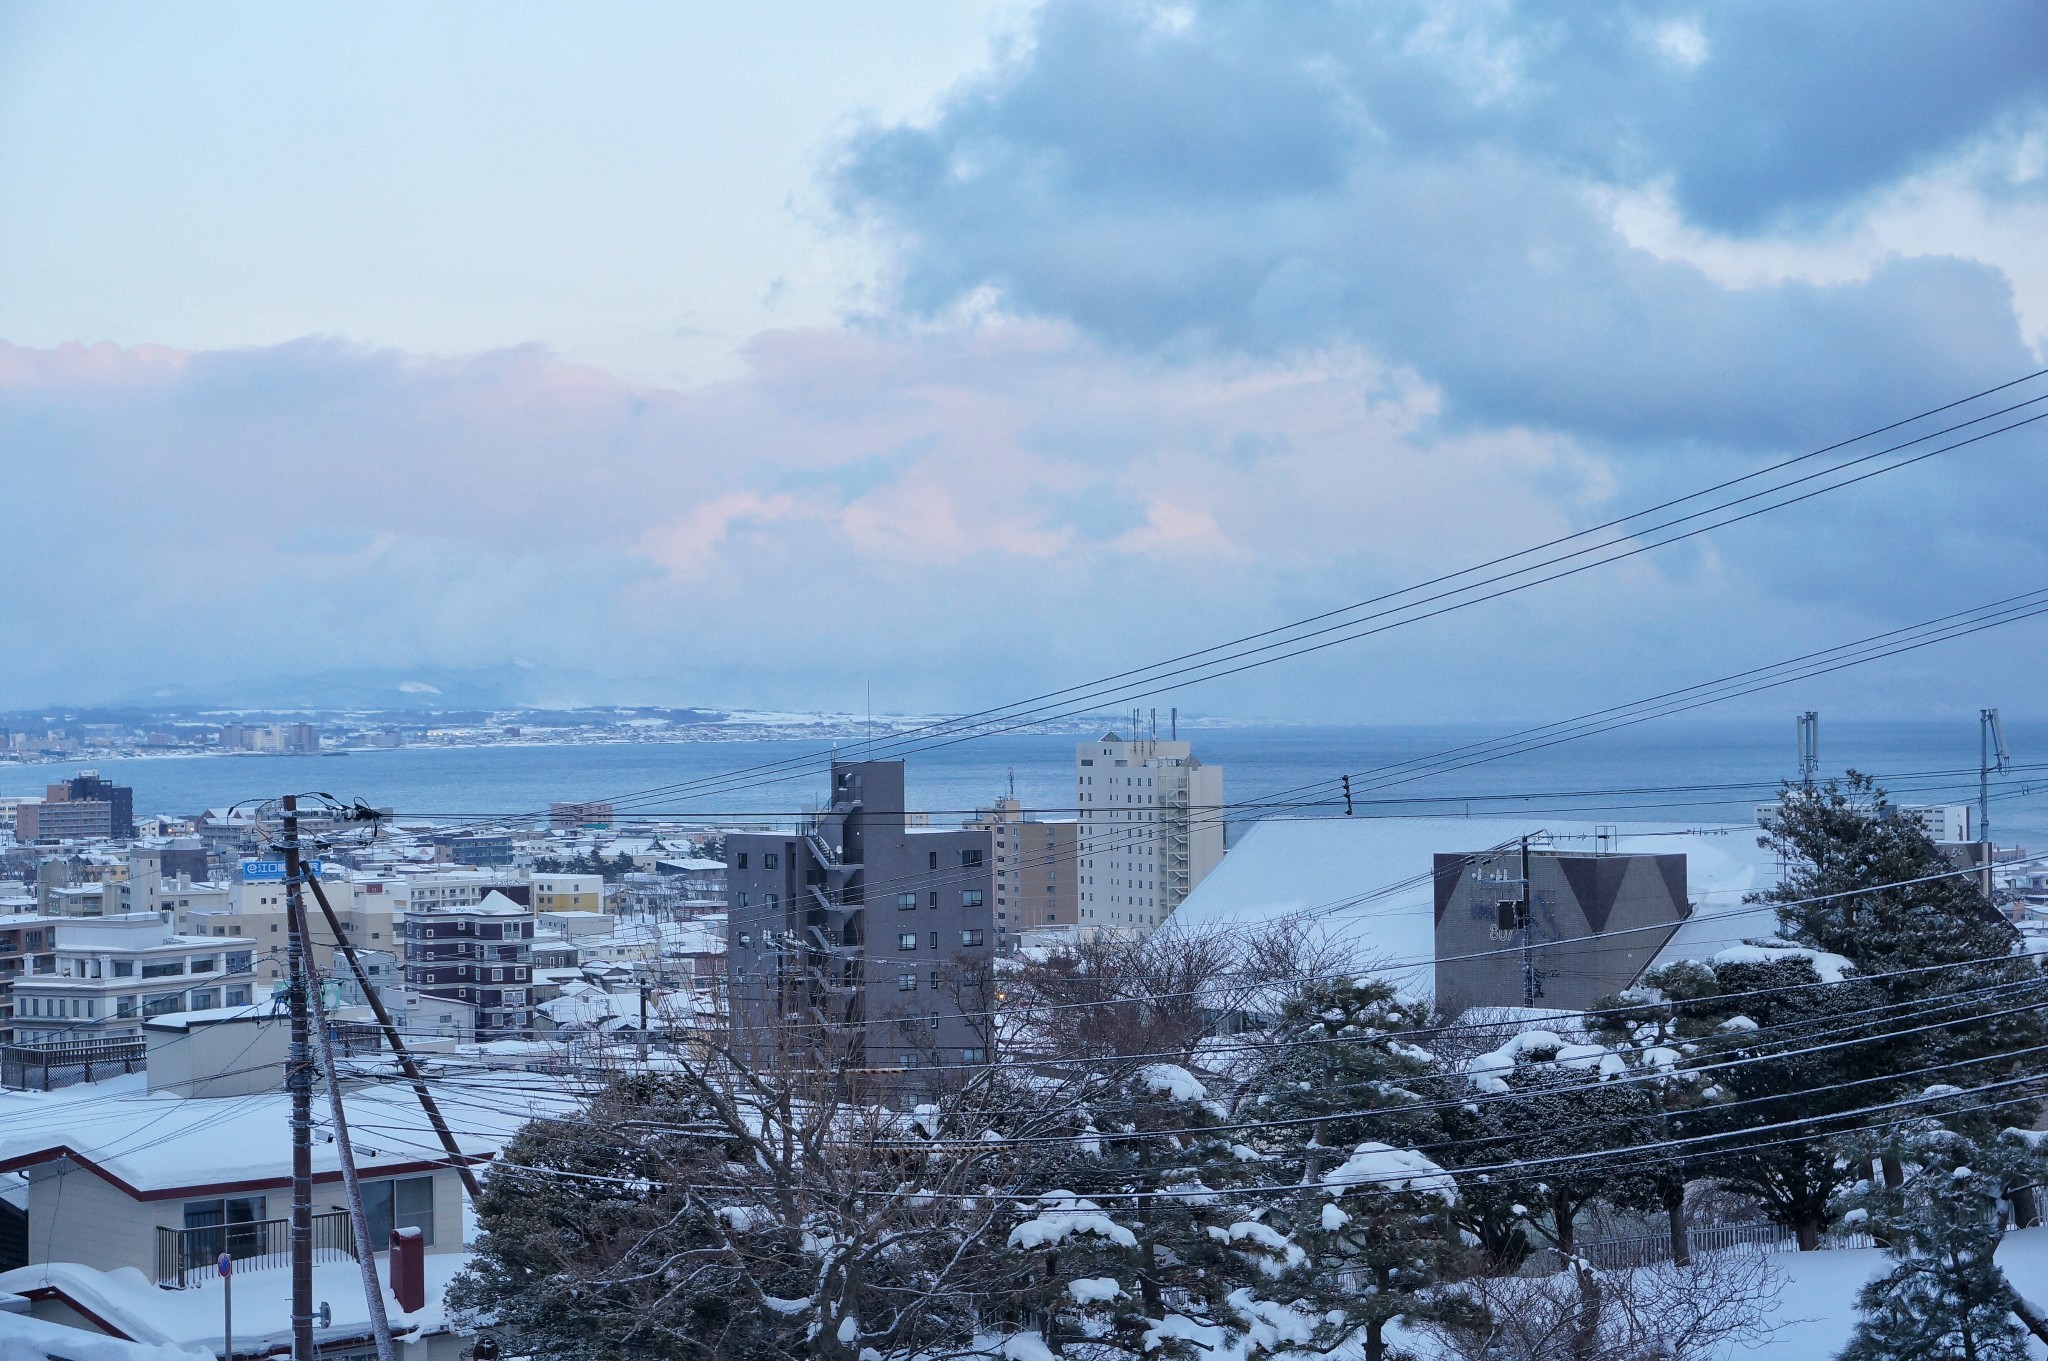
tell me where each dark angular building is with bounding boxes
[726,760,996,1078]
[1433,844,1691,1014]
[65,771,134,839]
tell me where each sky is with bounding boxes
[2,1,2046,722]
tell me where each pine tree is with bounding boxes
[1838,1123,2045,1361]
[1007,1058,1313,1358]
[1240,976,1463,1360]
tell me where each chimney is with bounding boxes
[389,1226,426,1312]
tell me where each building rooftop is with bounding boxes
[1167,816,1780,1000]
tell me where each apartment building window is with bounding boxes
[929,931,939,949]
[896,893,917,911]
[111,961,134,977]
[898,1053,919,1069]
[898,933,918,951]
[364,1175,435,1246]
[961,1048,986,1063]
[764,853,779,870]
[961,891,984,909]
[960,930,985,948]
[929,892,938,908]
[960,849,983,868]
[897,971,916,991]
[736,853,749,869]
[929,971,940,990]
[189,957,218,974]
[142,960,185,979]
[929,852,939,870]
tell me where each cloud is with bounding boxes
[5,320,2044,720]
[835,1,2048,448]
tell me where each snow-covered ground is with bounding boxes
[1385,1227,2048,1361]
[1721,1228,2048,1359]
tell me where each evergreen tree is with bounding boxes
[1240,976,1465,1360]
[1008,1059,1312,1358]
[1759,774,2047,1128]
[1633,953,1893,1249]
[1838,1120,2047,1361]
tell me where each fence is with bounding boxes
[0,1037,146,1091]
[154,1209,356,1288]
[1524,1220,1879,1275]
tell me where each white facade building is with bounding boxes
[10,915,258,1044]
[1075,734,1225,935]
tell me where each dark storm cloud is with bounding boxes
[837,0,2047,446]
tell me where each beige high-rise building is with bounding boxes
[967,798,1078,933]
[1075,734,1224,935]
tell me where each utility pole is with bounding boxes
[1982,708,2009,897]
[283,796,314,1361]
[1518,835,1536,1008]
[1797,711,1819,790]
[303,874,482,1200]
[1981,708,2010,845]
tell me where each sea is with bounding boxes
[5,719,2048,854]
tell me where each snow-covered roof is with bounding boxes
[1167,817,1780,1000]
[0,1253,467,1355]
[141,1001,275,1031]
[0,1069,572,1193]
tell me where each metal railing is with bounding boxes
[1,1037,146,1091]
[1524,1220,1879,1275]
[154,1209,356,1288]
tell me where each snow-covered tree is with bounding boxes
[1004,1058,1313,1359]
[1837,1120,2048,1361]
[1757,774,2048,1154]
[451,1042,1074,1359]
[1239,975,1462,1360]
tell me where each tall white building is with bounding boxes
[1075,734,1225,934]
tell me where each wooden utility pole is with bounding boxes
[302,874,483,1200]
[283,796,314,1361]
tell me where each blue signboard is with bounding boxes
[239,858,329,881]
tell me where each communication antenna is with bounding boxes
[1797,711,1820,789]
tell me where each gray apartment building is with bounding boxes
[725,760,996,1078]
[1433,842,1691,1013]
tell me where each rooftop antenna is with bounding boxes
[1981,707,2010,846]
[1007,767,1016,804]
[1797,711,1820,789]
[1171,706,1177,740]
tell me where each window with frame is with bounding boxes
[363,1175,435,1246]
[961,890,984,909]
[896,892,917,911]
[897,971,916,991]
[764,852,779,869]
[960,929,985,947]
[928,851,938,870]
[898,932,918,951]
[736,853,749,869]
[960,849,983,868]
[111,960,134,977]
[962,1048,986,1063]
